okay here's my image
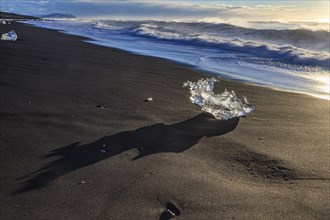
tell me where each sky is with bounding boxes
[1,0,329,22]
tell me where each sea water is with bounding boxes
[24,19,330,100]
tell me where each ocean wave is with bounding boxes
[25,19,330,68]
[129,21,330,43]
[128,22,329,68]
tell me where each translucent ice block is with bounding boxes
[183,78,254,120]
[1,30,17,41]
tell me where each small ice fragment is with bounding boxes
[2,21,6,25]
[100,149,106,153]
[144,97,153,102]
[138,147,144,151]
[161,202,180,219]
[164,209,176,217]
[77,180,85,185]
[1,30,17,41]
[183,78,254,120]
[102,144,106,147]
[96,105,105,109]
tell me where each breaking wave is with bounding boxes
[130,22,330,68]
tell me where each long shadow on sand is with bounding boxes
[15,113,239,193]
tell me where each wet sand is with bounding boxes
[0,22,329,219]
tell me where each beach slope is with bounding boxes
[0,22,329,219]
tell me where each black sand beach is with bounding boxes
[0,22,329,219]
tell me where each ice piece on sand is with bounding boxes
[2,21,6,25]
[160,202,180,219]
[143,97,153,102]
[1,30,17,41]
[183,77,254,120]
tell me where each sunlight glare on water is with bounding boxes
[316,75,330,98]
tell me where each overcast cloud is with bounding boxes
[1,0,329,22]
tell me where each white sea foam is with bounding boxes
[183,78,254,120]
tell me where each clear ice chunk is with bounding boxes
[183,78,254,120]
[1,30,17,41]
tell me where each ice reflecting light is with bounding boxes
[183,78,254,120]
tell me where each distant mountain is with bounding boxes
[40,13,76,19]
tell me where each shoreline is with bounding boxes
[87,36,330,101]
[21,19,330,100]
[1,22,329,219]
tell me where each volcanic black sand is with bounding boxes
[0,22,329,219]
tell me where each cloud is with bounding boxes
[1,0,56,15]
[52,1,267,20]
[1,0,328,22]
